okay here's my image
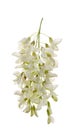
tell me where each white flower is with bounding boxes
[13,18,61,124]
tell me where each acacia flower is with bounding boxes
[13,18,62,124]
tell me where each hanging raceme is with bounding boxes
[13,18,62,124]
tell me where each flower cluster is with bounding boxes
[13,19,61,124]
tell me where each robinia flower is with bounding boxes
[13,18,62,124]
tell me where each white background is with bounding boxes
[0,0,79,129]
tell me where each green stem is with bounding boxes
[37,18,43,48]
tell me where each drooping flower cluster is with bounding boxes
[13,19,61,124]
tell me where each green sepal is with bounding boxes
[49,37,53,43]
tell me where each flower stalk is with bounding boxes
[37,18,43,48]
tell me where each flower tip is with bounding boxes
[47,116,54,124]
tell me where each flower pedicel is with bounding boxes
[13,18,62,124]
